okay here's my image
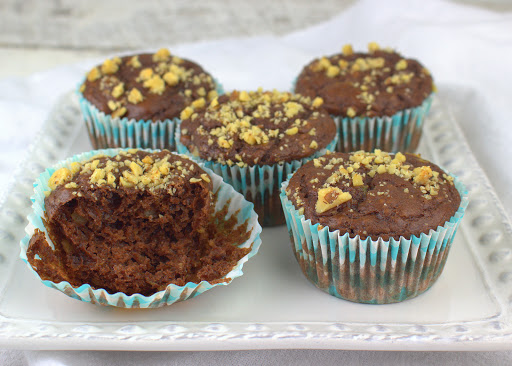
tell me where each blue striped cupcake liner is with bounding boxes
[291,78,433,153]
[176,124,338,227]
[77,80,224,151]
[333,95,433,153]
[279,173,468,304]
[20,148,262,308]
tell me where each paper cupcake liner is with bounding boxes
[280,174,468,304]
[291,79,433,153]
[20,148,262,308]
[176,124,338,227]
[333,95,433,153]
[77,81,224,151]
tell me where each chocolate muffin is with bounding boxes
[78,48,221,150]
[294,43,435,152]
[25,149,251,297]
[281,150,467,304]
[287,150,460,240]
[178,89,337,226]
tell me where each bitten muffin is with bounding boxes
[178,89,337,226]
[294,43,434,152]
[281,150,467,304]
[78,48,220,150]
[26,150,251,297]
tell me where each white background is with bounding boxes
[1,0,511,364]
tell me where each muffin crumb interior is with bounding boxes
[27,150,252,296]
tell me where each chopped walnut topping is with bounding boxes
[127,56,141,68]
[342,44,353,56]
[107,172,116,185]
[181,89,329,162]
[209,97,219,109]
[368,41,380,53]
[367,57,385,68]
[395,59,408,70]
[139,68,154,81]
[111,83,124,98]
[90,168,106,184]
[70,162,81,175]
[48,168,72,190]
[326,65,340,78]
[284,102,304,118]
[207,90,218,101]
[152,48,171,62]
[352,173,363,186]
[101,58,119,74]
[48,150,208,195]
[311,57,329,72]
[239,91,250,102]
[143,75,165,95]
[335,60,347,71]
[310,151,451,202]
[200,173,211,183]
[316,187,352,213]
[163,71,179,86]
[192,98,205,109]
[285,150,457,240]
[387,72,414,85]
[181,106,194,120]
[81,50,218,120]
[64,182,78,189]
[302,45,433,118]
[347,107,356,118]
[394,152,406,163]
[127,88,144,104]
[112,107,127,118]
[87,67,101,82]
[312,97,323,108]
[285,126,299,136]
[130,161,143,176]
[107,100,120,111]
[217,137,232,149]
[240,126,264,145]
[413,166,433,185]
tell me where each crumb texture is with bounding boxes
[27,150,250,296]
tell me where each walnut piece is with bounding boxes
[48,168,72,190]
[315,187,352,214]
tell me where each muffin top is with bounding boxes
[80,48,218,121]
[294,42,434,118]
[179,89,337,166]
[286,150,460,240]
[47,149,212,201]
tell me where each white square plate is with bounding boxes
[0,93,511,351]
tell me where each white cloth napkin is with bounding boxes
[1,0,511,218]
[1,0,512,364]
